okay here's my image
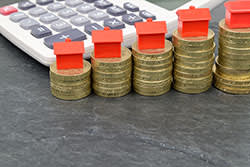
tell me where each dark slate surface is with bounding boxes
[0,1,250,167]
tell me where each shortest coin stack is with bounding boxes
[50,60,92,100]
[132,40,173,96]
[91,47,132,98]
[172,29,215,94]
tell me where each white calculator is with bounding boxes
[0,0,224,66]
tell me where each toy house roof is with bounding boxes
[135,20,167,35]
[224,1,250,13]
[176,6,211,22]
[54,39,84,55]
[92,28,123,43]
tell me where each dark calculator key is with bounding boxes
[139,10,156,20]
[107,5,127,16]
[36,0,54,6]
[122,13,143,25]
[31,25,52,38]
[94,0,113,9]
[84,0,97,3]
[44,28,87,49]
[18,1,36,10]
[84,23,103,35]
[104,18,125,29]
[123,2,139,12]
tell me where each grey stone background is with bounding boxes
[0,1,250,167]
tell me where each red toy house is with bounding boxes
[53,38,85,70]
[224,0,250,29]
[135,18,167,50]
[92,27,123,58]
[176,6,211,37]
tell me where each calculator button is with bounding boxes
[31,25,52,38]
[10,12,28,22]
[122,13,143,25]
[44,28,87,49]
[104,18,125,29]
[20,18,40,30]
[18,1,36,10]
[65,0,83,7]
[51,20,72,32]
[76,4,96,14]
[70,15,90,26]
[36,0,54,6]
[0,6,18,16]
[88,10,109,21]
[58,8,77,19]
[85,23,103,35]
[84,0,97,3]
[107,6,127,16]
[40,13,59,24]
[29,7,48,17]
[94,0,113,9]
[123,2,139,12]
[139,10,156,20]
[47,2,65,12]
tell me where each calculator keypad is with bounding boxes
[5,0,157,49]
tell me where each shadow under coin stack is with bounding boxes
[50,61,92,100]
[213,19,250,94]
[91,47,132,97]
[172,29,215,94]
[132,40,173,96]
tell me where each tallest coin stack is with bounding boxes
[213,19,250,94]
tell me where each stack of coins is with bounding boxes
[132,40,173,96]
[91,47,132,97]
[172,29,215,94]
[50,60,91,100]
[213,19,250,94]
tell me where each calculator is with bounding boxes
[0,0,224,66]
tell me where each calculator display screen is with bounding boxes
[146,0,191,10]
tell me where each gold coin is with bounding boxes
[50,80,91,90]
[219,19,250,38]
[174,43,216,57]
[92,62,132,73]
[174,69,212,79]
[172,29,214,50]
[218,56,250,70]
[174,74,213,85]
[174,85,211,94]
[133,53,172,66]
[51,87,91,100]
[93,83,131,92]
[134,61,172,70]
[218,49,250,60]
[132,40,173,59]
[93,79,131,88]
[134,82,171,96]
[94,87,131,98]
[174,54,215,68]
[214,82,250,95]
[91,47,132,68]
[219,36,250,48]
[215,57,250,77]
[133,77,172,87]
[50,60,91,82]
[219,45,250,55]
[174,63,213,74]
[93,67,132,79]
[174,51,214,62]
